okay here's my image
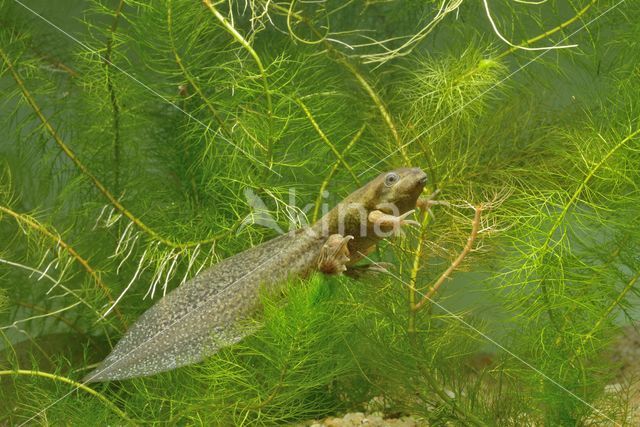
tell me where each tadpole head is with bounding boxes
[373,167,427,213]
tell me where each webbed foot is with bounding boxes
[318,234,353,275]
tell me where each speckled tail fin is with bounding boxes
[84,231,324,382]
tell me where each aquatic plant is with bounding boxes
[1,0,639,424]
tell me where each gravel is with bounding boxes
[299,412,423,427]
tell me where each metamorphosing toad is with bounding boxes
[85,167,429,382]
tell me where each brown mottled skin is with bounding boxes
[84,167,427,382]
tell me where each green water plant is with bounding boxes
[1,0,639,425]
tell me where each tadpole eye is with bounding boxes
[384,172,399,187]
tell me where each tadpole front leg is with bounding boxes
[368,209,420,236]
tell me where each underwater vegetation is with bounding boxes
[1,0,639,425]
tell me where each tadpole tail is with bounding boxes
[84,231,323,382]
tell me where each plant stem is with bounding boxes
[413,206,482,312]
[0,45,226,250]
[339,59,410,163]
[168,0,229,133]
[268,2,411,164]
[203,0,274,165]
[407,207,433,333]
[455,1,599,87]
[581,271,640,350]
[0,205,125,327]
[408,336,488,426]
[538,127,640,324]
[0,369,132,423]
[495,0,599,60]
[312,124,365,222]
[104,0,125,195]
[13,301,98,345]
[295,97,361,185]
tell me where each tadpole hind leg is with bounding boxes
[318,234,354,275]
